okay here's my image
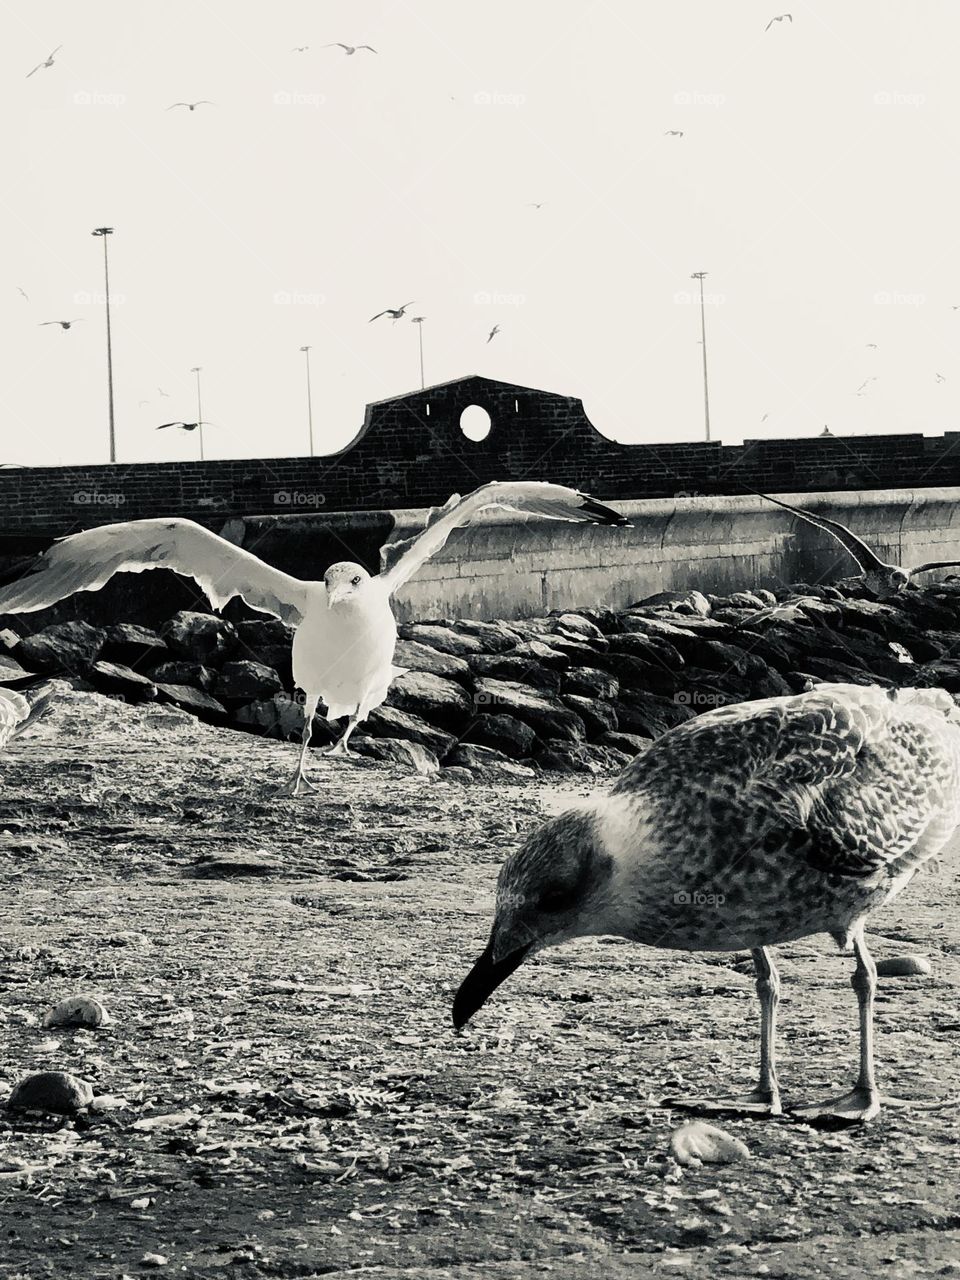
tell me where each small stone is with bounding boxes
[352,737,440,774]
[669,1120,750,1167]
[141,1254,169,1269]
[876,955,932,977]
[7,1071,94,1114]
[42,995,110,1028]
[162,610,236,663]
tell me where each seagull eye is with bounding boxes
[351,575,361,586]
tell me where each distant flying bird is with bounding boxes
[765,13,792,30]
[166,101,214,112]
[156,421,216,433]
[757,490,960,596]
[26,46,62,78]
[760,412,769,422]
[39,319,82,330]
[664,130,684,137]
[854,377,877,394]
[369,301,416,323]
[527,202,545,209]
[936,372,947,383]
[0,483,629,795]
[292,46,310,52]
[453,682,960,1124]
[487,325,501,343]
[16,287,29,302]
[324,43,377,55]
[157,387,170,397]
[865,342,878,349]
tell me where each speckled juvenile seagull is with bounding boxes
[757,490,960,596]
[0,482,629,795]
[454,683,960,1123]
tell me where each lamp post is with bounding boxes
[91,228,116,461]
[191,367,204,460]
[411,316,426,389]
[690,271,711,443]
[300,345,314,455]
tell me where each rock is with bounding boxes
[598,730,651,757]
[749,666,795,699]
[562,694,618,738]
[669,1121,750,1167]
[541,635,610,663]
[89,661,158,702]
[191,852,280,877]
[154,682,228,721]
[562,667,620,700]
[398,624,486,656]
[150,660,218,692]
[461,713,537,759]
[102,623,167,666]
[612,692,694,738]
[162,610,237,663]
[677,638,767,678]
[876,955,932,977]
[452,619,524,652]
[550,612,605,640]
[393,639,471,684]
[235,692,317,742]
[386,670,473,730]
[616,614,696,640]
[510,639,572,670]
[0,652,31,681]
[16,621,105,673]
[439,766,475,784]
[215,660,283,703]
[536,741,630,773]
[636,589,712,617]
[796,656,891,687]
[233,617,295,655]
[362,704,457,758]
[352,737,440,774]
[607,631,685,669]
[7,1071,94,1114]
[467,654,562,693]
[472,678,587,742]
[42,995,110,1028]
[917,661,960,694]
[723,591,767,610]
[445,744,538,781]
[595,652,681,695]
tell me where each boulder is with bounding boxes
[550,612,605,641]
[536,740,633,774]
[154,681,228,721]
[562,667,620,700]
[352,737,439,775]
[215,660,284,703]
[16,621,105,673]
[398,624,486,656]
[634,589,711,617]
[561,694,618,738]
[445,743,538,781]
[393,639,471,684]
[452,619,525,652]
[916,660,960,693]
[472,678,587,742]
[151,660,218,692]
[598,730,651,758]
[89,661,158,702]
[592,651,680,695]
[606,631,685,669]
[233,618,295,655]
[612,692,695,738]
[102,623,167,667]
[467,654,562,693]
[7,1071,93,1114]
[541,635,610,663]
[615,614,695,640]
[461,712,537,759]
[386,669,473,730]
[162,611,237,663]
[234,693,337,745]
[363,704,457,758]
[510,639,571,670]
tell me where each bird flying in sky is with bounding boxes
[157,387,170,397]
[664,130,684,137]
[324,43,377,55]
[936,372,947,383]
[526,202,545,209]
[166,101,215,112]
[487,325,501,343]
[26,46,62,78]
[156,421,215,433]
[291,46,309,52]
[0,483,629,795]
[369,301,416,323]
[16,287,29,302]
[39,319,83,330]
[765,13,792,30]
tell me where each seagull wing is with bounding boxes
[0,518,310,625]
[908,560,960,578]
[358,45,377,51]
[325,43,350,50]
[26,63,43,78]
[755,490,886,574]
[368,310,389,322]
[379,481,629,595]
[166,103,188,109]
[49,46,63,57]
[156,421,184,429]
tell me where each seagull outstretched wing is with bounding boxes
[755,491,886,575]
[379,481,629,595]
[909,559,960,578]
[0,518,310,625]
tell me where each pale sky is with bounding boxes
[3,0,960,468]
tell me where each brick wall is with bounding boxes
[3,373,960,536]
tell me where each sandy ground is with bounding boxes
[1,686,959,1280]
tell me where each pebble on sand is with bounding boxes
[7,1071,94,1114]
[42,995,110,1028]
[875,955,932,977]
[669,1120,751,1167]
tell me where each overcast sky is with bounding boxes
[3,1,959,468]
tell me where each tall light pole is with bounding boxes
[91,228,116,461]
[191,366,204,460]
[691,271,711,443]
[300,345,314,455]
[411,315,426,389]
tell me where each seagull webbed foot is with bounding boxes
[792,1086,880,1126]
[664,1087,782,1118]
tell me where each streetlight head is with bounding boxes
[92,227,114,236]
[690,271,708,279]
[191,366,202,373]
[300,346,311,352]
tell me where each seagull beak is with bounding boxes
[452,934,531,1030]
[326,584,350,607]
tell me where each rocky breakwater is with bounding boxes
[4,576,960,781]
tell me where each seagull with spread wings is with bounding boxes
[0,482,629,795]
[487,325,501,344]
[39,319,83,330]
[765,13,792,30]
[325,42,377,55]
[369,301,416,323]
[16,287,29,303]
[757,490,960,596]
[166,101,215,112]
[664,130,684,137]
[26,46,62,78]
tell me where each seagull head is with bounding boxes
[869,566,911,598]
[324,561,371,607]
[452,805,616,1029]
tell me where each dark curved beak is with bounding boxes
[452,937,531,1029]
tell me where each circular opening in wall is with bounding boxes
[459,404,491,442]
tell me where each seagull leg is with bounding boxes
[664,947,782,1116]
[792,930,881,1124]
[321,712,361,758]
[284,694,319,795]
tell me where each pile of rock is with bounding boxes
[5,576,960,780]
